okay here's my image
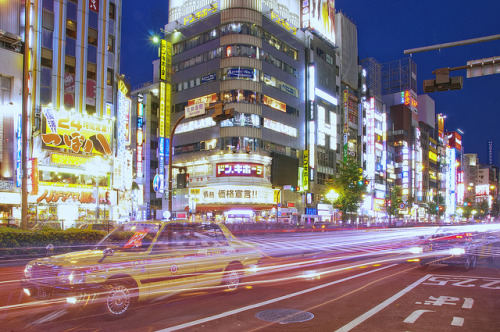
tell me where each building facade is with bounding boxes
[24,0,122,227]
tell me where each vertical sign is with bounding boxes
[303,150,309,191]
[159,82,165,138]
[159,39,167,81]
[137,95,144,177]
[89,0,99,12]
[16,114,22,187]
[343,90,349,133]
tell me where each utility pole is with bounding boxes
[21,1,30,230]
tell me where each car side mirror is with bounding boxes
[103,248,114,257]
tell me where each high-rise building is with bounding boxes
[22,0,123,227]
[147,1,347,223]
[0,1,24,221]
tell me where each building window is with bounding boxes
[108,35,115,52]
[88,28,98,47]
[66,19,77,39]
[0,76,12,105]
[42,10,54,30]
[109,3,116,20]
[107,68,114,86]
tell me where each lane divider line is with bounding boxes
[156,264,399,332]
[335,273,432,332]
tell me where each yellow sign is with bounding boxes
[160,39,167,81]
[271,12,298,35]
[41,108,113,156]
[303,150,309,190]
[51,153,89,167]
[118,80,129,96]
[183,3,218,26]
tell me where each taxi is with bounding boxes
[21,220,262,318]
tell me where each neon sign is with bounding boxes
[216,162,264,178]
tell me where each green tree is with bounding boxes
[387,186,403,220]
[476,200,490,219]
[428,194,445,221]
[325,155,368,222]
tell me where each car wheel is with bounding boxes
[221,266,241,292]
[104,281,135,318]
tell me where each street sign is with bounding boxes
[399,203,406,209]
[185,103,206,118]
[467,56,500,78]
[402,195,408,203]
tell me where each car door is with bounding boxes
[145,223,198,298]
[193,224,233,288]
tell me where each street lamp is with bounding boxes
[326,189,339,202]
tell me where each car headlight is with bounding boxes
[408,246,423,254]
[24,264,33,279]
[449,247,466,256]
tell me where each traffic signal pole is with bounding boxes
[167,114,185,215]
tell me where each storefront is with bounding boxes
[175,153,277,223]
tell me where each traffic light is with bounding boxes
[364,180,369,185]
[211,103,235,122]
[423,68,463,93]
[176,173,188,188]
[358,180,363,186]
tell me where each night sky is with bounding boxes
[121,0,500,165]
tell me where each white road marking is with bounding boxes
[462,298,474,309]
[403,309,434,324]
[156,264,399,332]
[335,274,432,332]
[451,316,464,326]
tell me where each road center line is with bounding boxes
[335,274,432,332]
[156,264,399,332]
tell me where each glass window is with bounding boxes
[88,45,97,63]
[42,10,54,30]
[42,0,54,11]
[108,35,115,52]
[88,28,98,46]
[66,20,77,39]
[107,68,113,86]
[41,29,53,49]
[109,2,116,20]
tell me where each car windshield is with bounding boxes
[95,222,161,252]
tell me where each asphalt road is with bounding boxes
[1,226,499,332]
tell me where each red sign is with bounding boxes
[123,230,149,249]
[216,162,264,177]
[89,0,99,12]
[287,202,295,208]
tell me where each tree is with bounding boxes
[325,155,368,223]
[387,186,403,220]
[428,194,445,221]
[476,200,490,219]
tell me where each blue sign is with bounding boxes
[201,73,216,84]
[305,208,318,215]
[159,137,165,175]
[227,68,255,79]
[165,138,170,162]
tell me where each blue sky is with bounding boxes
[121,0,500,165]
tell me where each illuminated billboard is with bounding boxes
[41,107,113,156]
[216,162,264,178]
[301,0,336,45]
